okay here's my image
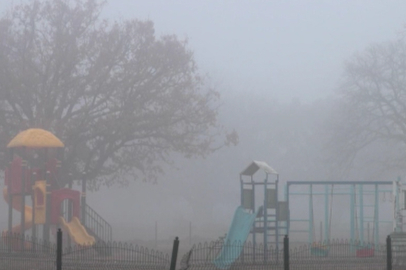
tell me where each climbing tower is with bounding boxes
[240,161,288,256]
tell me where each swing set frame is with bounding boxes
[285,180,401,249]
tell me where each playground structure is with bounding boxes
[239,161,287,252]
[285,180,406,245]
[216,161,406,266]
[214,161,288,268]
[2,128,112,251]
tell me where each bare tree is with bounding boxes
[0,0,237,189]
[327,40,406,178]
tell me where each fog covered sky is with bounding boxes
[3,0,406,103]
[104,0,406,103]
[1,0,405,243]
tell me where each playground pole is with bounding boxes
[286,184,290,236]
[67,176,73,248]
[32,172,37,242]
[81,172,86,225]
[155,221,158,248]
[7,164,13,235]
[43,170,51,242]
[20,158,26,250]
[285,184,289,235]
[309,184,313,245]
[263,173,268,262]
[324,185,329,242]
[240,178,243,209]
[251,176,256,262]
[7,149,13,249]
[359,185,364,244]
[367,222,370,243]
[374,184,379,248]
[275,175,279,254]
[350,184,355,246]
[189,221,191,246]
[68,180,73,220]
[320,221,322,243]
[7,195,12,251]
[395,177,401,232]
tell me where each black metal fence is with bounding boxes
[179,235,399,270]
[287,239,387,270]
[0,232,56,270]
[0,231,173,270]
[2,231,406,270]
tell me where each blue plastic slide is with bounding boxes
[213,206,258,269]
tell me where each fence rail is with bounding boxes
[1,232,406,270]
[0,232,56,270]
[180,236,398,270]
[0,231,171,270]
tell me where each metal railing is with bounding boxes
[0,232,56,270]
[83,204,112,244]
[0,231,173,270]
[180,236,391,270]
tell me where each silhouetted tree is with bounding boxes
[327,40,406,178]
[0,0,237,189]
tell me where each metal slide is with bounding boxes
[213,206,258,269]
[59,216,95,246]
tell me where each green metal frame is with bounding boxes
[286,180,401,248]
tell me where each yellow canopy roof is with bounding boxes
[7,128,64,148]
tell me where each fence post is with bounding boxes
[387,235,392,270]
[56,229,62,270]
[170,237,180,270]
[284,235,289,270]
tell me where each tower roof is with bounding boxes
[240,161,277,176]
[7,128,64,148]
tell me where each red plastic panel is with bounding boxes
[7,157,32,195]
[9,157,22,195]
[51,188,80,224]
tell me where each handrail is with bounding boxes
[84,204,112,244]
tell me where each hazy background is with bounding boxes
[1,0,405,248]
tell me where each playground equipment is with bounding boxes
[239,161,287,253]
[213,206,259,269]
[309,186,331,257]
[215,161,288,267]
[2,128,112,250]
[285,180,406,250]
[217,161,406,266]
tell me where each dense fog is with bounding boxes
[1,0,406,252]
